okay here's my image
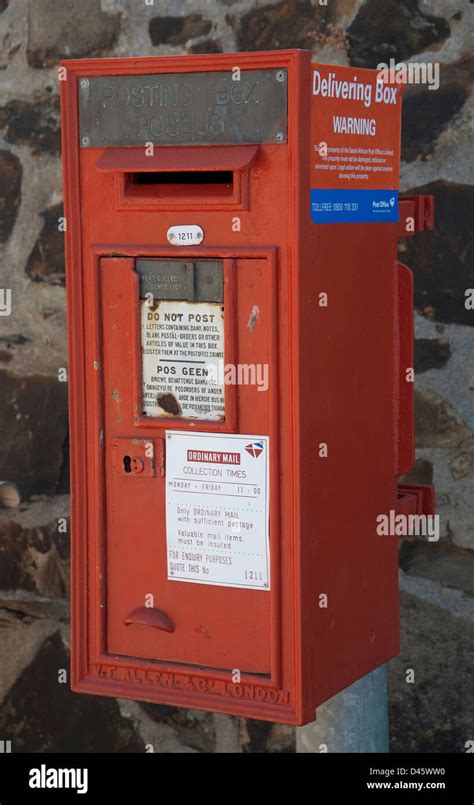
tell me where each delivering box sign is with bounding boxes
[310,63,403,224]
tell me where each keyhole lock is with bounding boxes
[112,438,162,479]
[122,455,144,475]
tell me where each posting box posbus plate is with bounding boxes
[165,431,270,589]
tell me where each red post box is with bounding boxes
[60,50,434,725]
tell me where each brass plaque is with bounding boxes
[136,261,194,301]
[79,70,287,147]
[136,260,223,302]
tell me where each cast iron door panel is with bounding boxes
[100,256,276,673]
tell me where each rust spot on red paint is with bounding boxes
[157,392,181,416]
[247,305,260,332]
[195,624,211,640]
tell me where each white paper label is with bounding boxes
[141,300,225,419]
[166,431,270,590]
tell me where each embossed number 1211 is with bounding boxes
[245,570,263,581]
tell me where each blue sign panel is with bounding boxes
[310,189,399,224]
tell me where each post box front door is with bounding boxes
[100,253,278,675]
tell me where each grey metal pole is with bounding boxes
[296,665,389,753]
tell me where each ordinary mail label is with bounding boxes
[166,432,270,590]
[141,300,224,420]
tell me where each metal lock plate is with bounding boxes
[136,260,223,303]
[111,437,163,477]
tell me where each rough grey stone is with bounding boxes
[415,337,451,373]
[414,316,474,434]
[401,58,473,163]
[25,203,65,286]
[399,541,474,597]
[412,445,474,550]
[0,334,28,368]
[149,14,212,46]
[399,182,474,327]
[388,591,474,752]
[188,39,223,54]
[415,387,471,448]
[0,149,21,242]
[0,595,69,622]
[138,701,215,752]
[117,700,199,753]
[450,447,474,481]
[0,371,68,499]
[242,717,295,752]
[232,0,331,52]
[0,2,20,70]
[400,457,434,485]
[0,496,70,598]
[0,599,63,703]
[0,94,60,155]
[27,0,121,68]
[0,631,144,751]
[213,713,241,753]
[347,0,451,68]
[399,568,474,622]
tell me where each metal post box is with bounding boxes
[60,50,434,725]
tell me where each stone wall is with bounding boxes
[0,0,472,752]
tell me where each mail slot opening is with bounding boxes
[132,170,234,186]
[124,170,235,201]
